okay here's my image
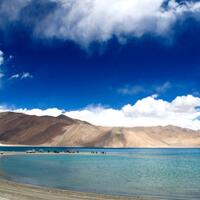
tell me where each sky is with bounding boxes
[1,0,200,129]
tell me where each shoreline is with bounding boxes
[0,151,108,157]
[0,177,142,200]
[1,144,200,148]
[0,152,143,200]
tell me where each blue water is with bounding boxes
[0,148,200,199]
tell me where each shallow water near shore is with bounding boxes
[0,148,200,199]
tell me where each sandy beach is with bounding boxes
[0,178,143,200]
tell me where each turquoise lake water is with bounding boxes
[0,148,200,199]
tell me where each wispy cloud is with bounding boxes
[0,72,4,79]
[117,81,171,96]
[0,72,4,88]
[0,50,4,88]
[21,72,33,79]
[10,74,20,79]
[117,85,145,95]
[0,0,200,46]
[0,50,33,88]
[155,81,171,93]
[10,72,33,80]
[0,50,4,66]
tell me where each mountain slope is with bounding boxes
[0,112,77,145]
[0,112,200,147]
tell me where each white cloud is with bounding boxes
[21,72,33,79]
[35,0,200,45]
[1,95,200,130]
[1,0,200,45]
[14,108,64,117]
[0,104,9,112]
[10,72,33,80]
[171,95,200,113]
[10,74,20,79]
[64,95,200,130]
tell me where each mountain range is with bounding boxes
[0,112,200,147]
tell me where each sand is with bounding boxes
[0,178,143,200]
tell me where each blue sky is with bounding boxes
[1,0,200,129]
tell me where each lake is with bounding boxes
[0,148,200,199]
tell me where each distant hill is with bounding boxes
[0,112,200,147]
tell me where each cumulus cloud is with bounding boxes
[65,95,200,130]
[0,106,64,117]
[14,108,64,117]
[0,0,200,45]
[36,0,200,45]
[10,72,33,80]
[1,95,200,130]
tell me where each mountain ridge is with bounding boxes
[0,112,200,147]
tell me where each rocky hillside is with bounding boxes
[0,112,200,147]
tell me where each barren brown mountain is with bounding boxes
[0,112,200,147]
